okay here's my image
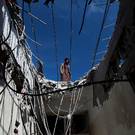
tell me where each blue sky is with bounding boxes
[18,0,119,81]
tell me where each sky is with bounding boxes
[18,0,119,81]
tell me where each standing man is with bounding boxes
[60,58,71,81]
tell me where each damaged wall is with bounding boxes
[87,0,135,107]
[2,1,34,89]
[85,0,135,134]
[87,82,135,135]
[0,0,35,134]
[44,81,135,135]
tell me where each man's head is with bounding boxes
[64,57,70,65]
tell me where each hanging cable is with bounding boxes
[0,21,12,46]
[0,92,4,105]
[7,10,43,48]
[0,79,12,95]
[2,91,5,135]
[91,0,111,68]
[51,4,59,82]
[48,96,70,113]
[7,99,14,134]
[65,91,74,135]
[93,0,118,7]
[33,97,44,135]
[78,0,92,35]
[16,4,47,25]
[102,36,111,42]
[8,89,29,135]
[28,4,39,58]
[24,32,43,46]
[21,0,25,24]
[37,95,49,135]
[27,4,44,77]
[29,96,49,135]
[69,0,73,74]
[88,0,93,5]
[47,103,67,118]
[0,92,5,125]
[52,95,64,135]
[20,106,29,135]
[40,96,52,134]
[65,87,83,135]
[104,22,115,29]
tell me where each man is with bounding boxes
[60,58,71,81]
